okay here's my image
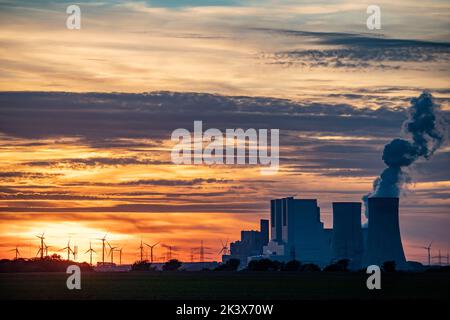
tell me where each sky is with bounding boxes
[0,0,449,264]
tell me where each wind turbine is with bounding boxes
[9,246,20,260]
[118,248,123,265]
[44,242,52,257]
[36,232,45,259]
[84,241,96,266]
[139,239,144,262]
[59,239,74,261]
[144,242,159,263]
[423,241,433,266]
[217,239,229,256]
[107,241,118,264]
[413,241,434,266]
[73,245,78,261]
[97,234,107,264]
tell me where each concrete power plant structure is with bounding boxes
[256,197,331,266]
[364,197,406,267]
[224,196,408,269]
[332,202,364,267]
[223,219,269,265]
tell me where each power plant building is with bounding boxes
[331,202,363,267]
[223,219,269,265]
[225,196,407,270]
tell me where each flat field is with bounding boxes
[0,271,449,300]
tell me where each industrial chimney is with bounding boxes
[332,202,363,266]
[364,197,406,268]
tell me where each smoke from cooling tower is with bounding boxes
[363,92,446,222]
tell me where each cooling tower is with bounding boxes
[332,202,363,264]
[364,197,406,268]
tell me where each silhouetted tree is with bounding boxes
[163,259,182,271]
[323,259,350,272]
[131,260,155,271]
[299,263,321,272]
[50,253,62,260]
[215,258,240,271]
[283,260,302,271]
[382,261,396,273]
[246,259,282,271]
[0,258,93,273]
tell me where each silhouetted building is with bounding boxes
[364,197,406,267]
[264,197,330,266]
[270,199,283,243]
[223,219,268,265]
[224,196,407,269]
[332,202,363,266]
[260,219,269,247]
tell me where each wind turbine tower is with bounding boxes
[85,241,96,266]
[44,242,52,257]
[107,241,118,264]
[9,246,20,260]
[217,239,229,257]
[144,242,159,263]
[36,233,45,259]
[59,239,74,261]
[139,239,144,262]
[97,234,107,264]
[424,241,433,266]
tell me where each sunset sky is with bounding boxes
[0,0,449,264]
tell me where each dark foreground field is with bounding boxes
[0,271,449,300]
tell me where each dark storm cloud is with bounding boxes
[24,157,170,168]
[266,29,450,49]
[0,202,265,214]
[0,91,411,142]
[0,91,448,181]
[116,178,231,186]
[0,171,61,179]
[255,28,450,69]
[60,178,231,187]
